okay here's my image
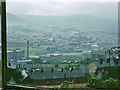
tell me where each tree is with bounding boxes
[18,64,21,69]
[30,69,33,74]
[99,59,103,65]
[107,58,110,63]
[95,69,98,76]
[61,80,69,88]
[51,68,54,72]
[41,67,44,73]
[86,76,118,89]
[106,78,118,88]
[65,65,71,70]
[61,67,64,72]
[70,67,73,72]
[33,57,41,64]
[54,64,59,67]
[113,58,119,65]
[86,76,103,88]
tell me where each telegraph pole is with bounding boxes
[1,0,7,88]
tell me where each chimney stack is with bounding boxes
[27,40,29,59]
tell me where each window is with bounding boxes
[1,0,120,89]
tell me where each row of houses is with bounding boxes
[9,56,120,85]
[21,69,93,85]
[9,59,120,86]
[8,59,120,86]
[7,59,42,70]
[6,49,25,63]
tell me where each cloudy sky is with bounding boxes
[6,0,118,17]
[7,0,119,2]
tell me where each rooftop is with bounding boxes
[29,70,89,80]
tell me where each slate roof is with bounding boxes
[80,65,89,69]
[91,49,105,55]
[79,60,120,71]
[29,70,87,80]
[94,60,120,67]
[93,60,120,68]
[8,77,17,84]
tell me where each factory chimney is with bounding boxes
[27,40,29,59]
[78,32,81,49]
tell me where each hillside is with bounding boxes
[6,13,117,34]
[6,13,27,26]
[18,14,117,27]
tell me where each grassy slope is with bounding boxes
[17,14,117,30]
[8,13,117,32]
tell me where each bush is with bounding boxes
[61,80,69,88]
[86,76,118,89]
[86,76,103,88]
[64,65,71,70]
[54,64,59,67]
[106,78,118,88]
[101,66,120,79]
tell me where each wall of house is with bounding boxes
[23,77,88,86]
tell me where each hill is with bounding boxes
[6,13,118,35]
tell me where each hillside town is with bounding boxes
[6,30,120,88]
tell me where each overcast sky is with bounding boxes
[6,0,118,16]
[7,0,119,2]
